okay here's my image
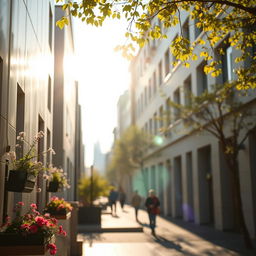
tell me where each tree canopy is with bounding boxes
[57,0,256,89]
[106,125,151,184]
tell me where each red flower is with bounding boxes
[35,216,48,227]
[47,243,57,255]
[20,224,29,230]
[18,202,25,206]
[30,203,37,209]
[58,225,63,234]
[29,224,38,233]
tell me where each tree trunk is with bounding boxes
[224,154,253,249]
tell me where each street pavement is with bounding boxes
[78,204,256,256]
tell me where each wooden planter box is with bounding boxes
[45,209,71,220]
[78,206,102,225]
[0,233,50,255]
[6,170,36,193]
[47,181,60,192]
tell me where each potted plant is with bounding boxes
[0,202,66,255]
[45,166,70,192]
[78,171,110,225]
[4,131,53,193]
[44,197,73,220]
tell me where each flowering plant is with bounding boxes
[44,197,73,215]
[0,202,66,255]
[4,131,55,176]
[44,166,70,189]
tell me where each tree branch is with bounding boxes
[165,0,256,16]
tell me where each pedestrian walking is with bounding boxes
[145,189,160,236]
[131,190,142,222]
[108,188,119,216]
[119,187,126,211]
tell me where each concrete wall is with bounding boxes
[0,0,55,221]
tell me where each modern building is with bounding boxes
[52,5,85,201]
[0,0,55,218]
[117,90,131,138]
[129,11,256,238]
[93,141,106,174]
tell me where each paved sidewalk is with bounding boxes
[78,206,143,232]
[78,204,256,256]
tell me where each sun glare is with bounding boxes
[73,19,130,165]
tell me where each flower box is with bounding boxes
[45,209,71,220]
[51,211,71,220]
[6,170,36,193]
[0,233,49,255]
[47,181,60,192]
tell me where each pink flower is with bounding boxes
[32,209,40,215]
[44,213,50,218]
[20,224,29,230]
[47,243,57,255]
[51,218,57,224]
[35,216,48,227]
[57,204,65,210]
[62,231,67,237]
[51,196,58,201]
[18,202,24,206]
[50,249,57,255]
[30,203,37,209]
[58,225,63,234]
[29,224,38,233]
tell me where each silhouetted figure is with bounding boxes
[131,190,142,221]
[145,189,160,236]
[119,187,126,211]
[108,188,119,216]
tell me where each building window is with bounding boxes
[196,61,208,95]
[16,84,25,159]
[165,97,171,127]
[159,106,164,130]
[158,61,162,86]
[153,112,157,134]
[194,18,203,39]
[222,46,233,83]
[153,71,157,94]
[49,5,53,50]
[183,19,190,41]
[149,118,153,135]
[144,87,147,106]
[184,75,192,106]
[47,75,51,111]
[47,129,51,165]
[174,88,180,121]
[164,49,170,76]
[148,79,152,100]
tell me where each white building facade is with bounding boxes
[130,11,256,237]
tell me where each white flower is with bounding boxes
[47,148,56,155]
[37,187,42,193]
[9,151,16,161]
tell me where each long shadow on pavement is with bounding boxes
[162,216,256,255]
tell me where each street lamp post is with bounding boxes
[90,165,94,206]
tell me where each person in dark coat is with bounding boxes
[119,187,126,211]
[108,188,119,216]
[145,189,160,236]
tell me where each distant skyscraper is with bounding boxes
[93,142,106,174]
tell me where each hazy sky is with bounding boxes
[72,18,130,166]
